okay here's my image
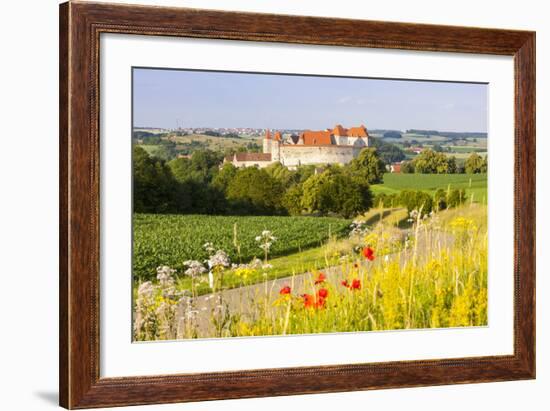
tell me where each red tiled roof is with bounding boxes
[332,124,347,136]
[300,130,333,145]
[265,129,271,140]
[347,125,368,137]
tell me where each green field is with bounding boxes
[371,173,487,203]
[443,146,487,153]
[133,214,351,280]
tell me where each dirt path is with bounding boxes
[176,229,454,338]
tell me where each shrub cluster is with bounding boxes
[373,187,466,214]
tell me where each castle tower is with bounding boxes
[272,131,282,162]
[263,129,272,154]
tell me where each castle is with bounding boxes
[224,124,369,169]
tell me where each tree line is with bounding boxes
[133,146,385,218]
[374,188,467,216]
[400,150,488,174]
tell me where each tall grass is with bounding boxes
[133,204,487,340]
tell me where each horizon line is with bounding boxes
[133,125,488,134]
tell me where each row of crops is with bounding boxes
[133,214,351,280]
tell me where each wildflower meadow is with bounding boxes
[133,203,488,341]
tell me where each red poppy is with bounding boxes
[314,272,326,285]
[315,297,326,309]
[302,293,315,308]
[317,288,329,299]
[362,246,375,261]
[279,285,291,295]
[350,279,361,290]
[303,291,328,309]
[341,280,349,287]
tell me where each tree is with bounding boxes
[295,164,316,183]
[226,167,284,215]
[168,155,228,214]
[301,172,335,215]
[190,149,224,181]
[432,143,444,152]
[187,180,228,214]
[398,190,433,215]
[133,146,182,213]
[211,163,238,194]
[265,162,298,187]
[301,169,372,218]
[383,130,402,138]
[282,184,304,215]
[414,149,456,174]
[447,189,466,208]
[335,174,373,218]
[349,148,385,183]
[370,139,406,164]
[373,193,399,208]
[464,153,487,174]
[401,161,415,174]
[434,188,447,211]
[168,157,193,182]
[446,156,458,174]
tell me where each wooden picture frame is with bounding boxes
[59,1,535,408]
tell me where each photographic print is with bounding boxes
[132,68,488,341]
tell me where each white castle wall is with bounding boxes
[278,145,363,167]
[260,135,369,168]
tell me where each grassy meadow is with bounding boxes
[371,173,487,203]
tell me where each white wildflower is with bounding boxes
[349,220,369,237]
[207,250,230,269]
[259,243,271,252]
[183,260,206,278]
[137,281,154,298]
[156,265,176,287]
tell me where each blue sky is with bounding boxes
[133,68,487,132]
